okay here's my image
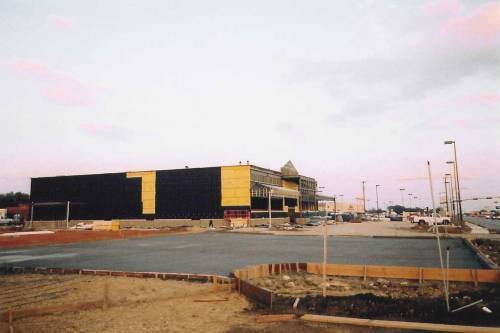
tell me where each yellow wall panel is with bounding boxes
[282,179,299,190]
[127,171,156,214]
[221,166,250,207]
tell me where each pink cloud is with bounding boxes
[47,14,74,29]
[444,2,500,40]
[9,59,101,107]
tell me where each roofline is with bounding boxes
[30,163,318,181]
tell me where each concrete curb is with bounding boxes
[462,239,499,270]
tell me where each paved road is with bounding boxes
[0,233,483,275]
[467,216,500,232]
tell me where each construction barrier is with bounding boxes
[233,262,500,308]
[0,266,233,285]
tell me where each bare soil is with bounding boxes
[1,274,495,332]
[0,227,200,249]
[248,273,500,326]
[0,274,251,333]
[473,239,500,266]
[411,224,471,234]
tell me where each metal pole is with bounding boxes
[453,143,464,226]
[446,247,450,296]
[333,197,337,221]
[268,189,272,230]
[30,202,34,229]
[452,167,461,225]
[322,220,328,297]
[376,185,380,220]
[66,201,70,229]
[448,172,456,224]
[444,177,450,216]
[427,161,450,312]
[362,181,366,213]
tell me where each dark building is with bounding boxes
[30,162,318,221]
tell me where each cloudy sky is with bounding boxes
[1,0,499,210]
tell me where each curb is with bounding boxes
[462,238,499,269]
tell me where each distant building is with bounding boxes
[318,200,364,213]
[30,161,318,221]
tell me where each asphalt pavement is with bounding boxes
[467,216,500,232]
[0,232,483,276]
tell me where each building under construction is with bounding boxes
[30,161,318,221]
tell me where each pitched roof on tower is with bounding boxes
[281,160,299,177]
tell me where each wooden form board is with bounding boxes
[301,314,500,333]
[306,263,500,284]
[234,263,500,284]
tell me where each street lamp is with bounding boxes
[444,173,456,222]
[446,161,459,224]
[333,194,343,220]
[443,175,450,216]
[408,193,413,210]
[375,185,381,220]
[362,181,367,213]
[445,140,463,226]
[400,188,406,208]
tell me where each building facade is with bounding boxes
[30,161,318,221]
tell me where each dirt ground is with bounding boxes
[0,274,251,333]
[0,274,419,333]
[411,224,471,234]
[248,273,500,326]
[473,239,500,266]
[0,227,201,249]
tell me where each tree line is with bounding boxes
[0,192,30,208]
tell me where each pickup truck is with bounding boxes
[410,215,451,225]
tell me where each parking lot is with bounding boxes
[467,216,500,233]
[0,232,483,275]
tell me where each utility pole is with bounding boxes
[362,181,367,213]
[445,140,463,226]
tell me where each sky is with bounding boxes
[1,0,499,211]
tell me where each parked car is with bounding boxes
[414,214,451,225]
[305,221,321,226]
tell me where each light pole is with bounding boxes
[375,185,381,219]
[444,176,450,216]
[445,140,463,226]
[445,172,456,223]
[408,193,413,211]
[268,189,273,229]
[333,194,343,221]
[400,188,405,209]
[362,181,367,213]
[447,161,459,224]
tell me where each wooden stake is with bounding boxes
[102,282,109,310]
[8,308,13,333]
